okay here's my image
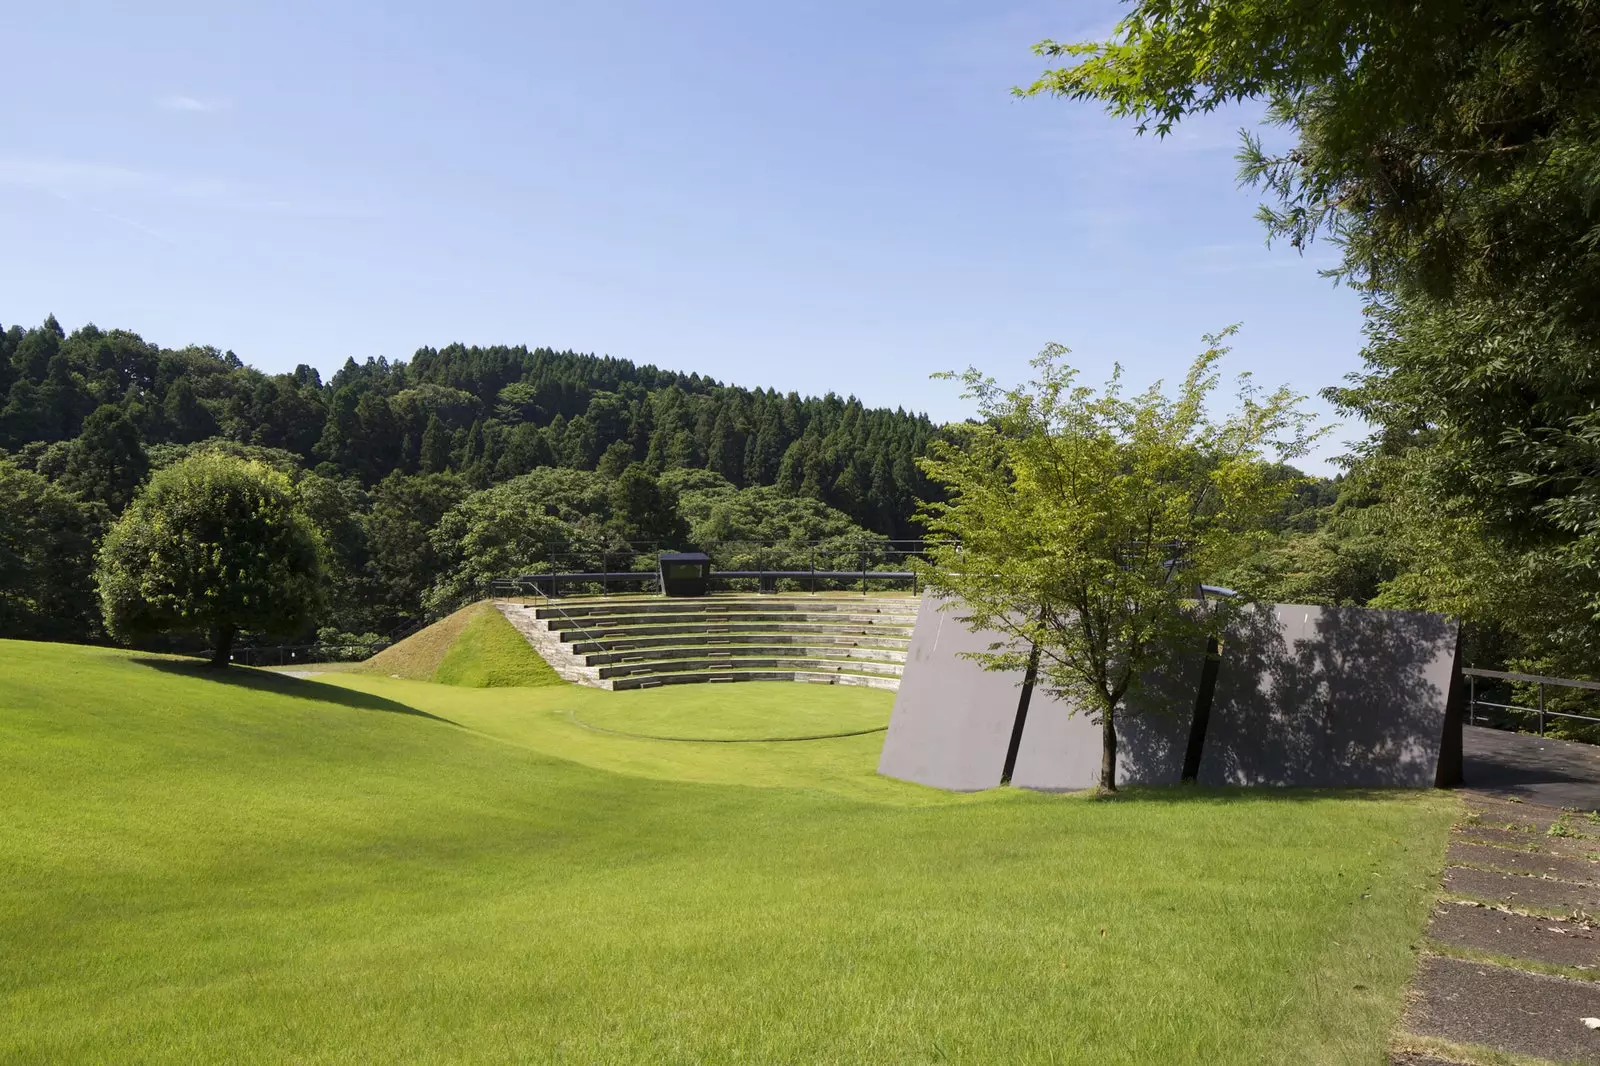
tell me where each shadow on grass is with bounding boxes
[1043,783,1428,807]
[130,658,460,726]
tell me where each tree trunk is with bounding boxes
[210,624,236,669]
[1099,703,1118,793]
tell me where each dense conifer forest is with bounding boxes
[0,314,938,643]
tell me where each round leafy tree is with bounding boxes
[97,453,324,666]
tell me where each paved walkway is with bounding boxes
[1392,791,1600,1065]
[1462,725,1600,811]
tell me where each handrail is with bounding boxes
[1461,667,1600,693]
[503,578,618,654]
[1462,667,1600,736]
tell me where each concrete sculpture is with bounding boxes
[878,598,1464,791]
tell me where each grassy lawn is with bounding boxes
[0,639,1457,1064]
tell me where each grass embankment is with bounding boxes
[352,600,559,688]
[0,639,1457,1065]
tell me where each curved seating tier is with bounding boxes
[497,594,919,690]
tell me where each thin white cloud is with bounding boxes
[0,158,374,219]
[158,94,231,114]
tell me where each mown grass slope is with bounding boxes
[350,600,559,687]
[0,639,1457,1065]
[431,603,561,688]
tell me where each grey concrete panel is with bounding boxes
[1009,651,1202,791]
[1197,604,1460,787]
[877,597,1460,792]
[1005,687,1100,791]
[876,597,1022,791]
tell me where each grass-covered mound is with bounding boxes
[432,603,561,688]
[354,600,559,688]
[0,639,1458,1065]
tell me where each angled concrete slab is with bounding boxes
[878,597,1463,793]
[1196,605,1462,788]
[1008,654,1201,791]
[876,597,1022,791]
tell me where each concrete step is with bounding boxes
[496,596,914,692]
[494,604,609,689]
[596,655,904,680]
[567,631,911,655]
[551,620,915,643]
[539,610,919,631]
[580,643,908,667]
[532,599,918,622]
[610,669,900,691]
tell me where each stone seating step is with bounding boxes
[567,632,911,655]
[580,643,908,667]
[499,595,921,692]
[597,656,905,681]
[610,669,899,691]
[539,610,918,631]
[554,620,915,642]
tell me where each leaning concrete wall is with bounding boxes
[877,597,1462,792]
[1196,604,1461,788]
[876,597,1022,791]
[1008,658,1199,791]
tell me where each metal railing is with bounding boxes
[493,577,618,653]
[511,540,933,578]
[493,564,919,598]
[1463,667,1600,735]
[224,642,388,668]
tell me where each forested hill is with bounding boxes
[0,315,937,537]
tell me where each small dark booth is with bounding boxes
[658,551,711,597]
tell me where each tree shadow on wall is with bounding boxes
[1118,646,1210,786]
[130,657,459,725]
[1197,605,1457,788]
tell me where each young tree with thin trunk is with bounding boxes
[97,453,325,667]
[917,332,1319,792]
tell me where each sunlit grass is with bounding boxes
[0,639,1456,1064]
[431,604,561,688]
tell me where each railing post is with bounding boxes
[1538,683,1546,736]
[1467,673,1475,725]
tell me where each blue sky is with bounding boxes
[1,1,1364,472]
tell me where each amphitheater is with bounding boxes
[496,594,919,690]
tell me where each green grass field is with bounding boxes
[0,639,1457,1065]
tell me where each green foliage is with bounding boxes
[0,459,98,641]
[424,471,619,611]
[608,463,689,545]
[0,312,940,642]
[918,334,1318,790]
[681,483,865,545]
[430,605,562,688]
[96,453,326,664]
[1025,0,1600,676]
[59,404,148,515]
[366,472,468,622]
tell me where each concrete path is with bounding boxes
[1392,792,1600,1065]
[1463,725,1600,811]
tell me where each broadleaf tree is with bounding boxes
[917,333,1318,792]
[1018,0,1600,673]
[97,453,325,666]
